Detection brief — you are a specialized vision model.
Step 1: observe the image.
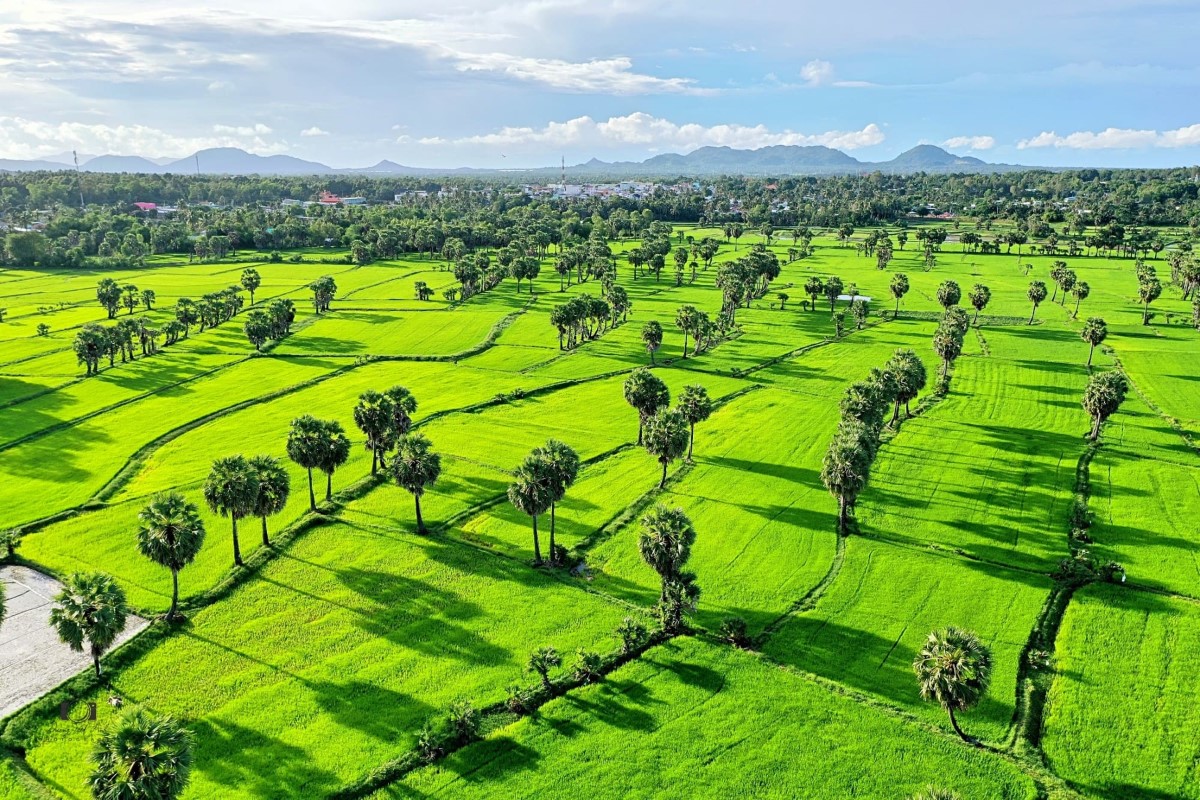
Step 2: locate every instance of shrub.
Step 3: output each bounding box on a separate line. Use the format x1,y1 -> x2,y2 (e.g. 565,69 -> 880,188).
615,617 -> 648,655
572,649 -> 603,684
416,719 -> 444,762
505,684 -> 531,714
718,617 -> 751,648
448,700 -> 481,740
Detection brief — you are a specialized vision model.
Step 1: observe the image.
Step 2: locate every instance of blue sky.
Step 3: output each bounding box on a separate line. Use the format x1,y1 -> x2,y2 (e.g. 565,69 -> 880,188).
1,0 -> 1198,169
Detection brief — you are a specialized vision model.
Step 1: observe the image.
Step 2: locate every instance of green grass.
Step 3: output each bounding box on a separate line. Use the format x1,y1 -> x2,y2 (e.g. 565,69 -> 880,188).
1043,583 -> 1200,799
381,637 -> 1038,800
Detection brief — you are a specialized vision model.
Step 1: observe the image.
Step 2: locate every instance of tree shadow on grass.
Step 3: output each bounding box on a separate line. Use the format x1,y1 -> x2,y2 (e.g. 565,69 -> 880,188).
188,716 -> 345,798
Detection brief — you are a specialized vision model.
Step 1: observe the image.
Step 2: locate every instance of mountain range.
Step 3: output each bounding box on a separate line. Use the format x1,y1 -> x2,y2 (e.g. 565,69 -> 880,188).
0,144 -> 1024,178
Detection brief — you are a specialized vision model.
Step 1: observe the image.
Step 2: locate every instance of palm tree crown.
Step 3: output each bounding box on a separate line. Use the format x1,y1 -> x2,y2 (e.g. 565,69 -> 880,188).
49,572 -> 129,677
89,707 -> 194,800
912,626 -> 993,741
137,493 -> 205,620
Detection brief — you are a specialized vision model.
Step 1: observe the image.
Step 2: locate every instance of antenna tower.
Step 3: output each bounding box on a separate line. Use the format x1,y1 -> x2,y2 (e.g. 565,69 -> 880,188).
72,151 -> 85,209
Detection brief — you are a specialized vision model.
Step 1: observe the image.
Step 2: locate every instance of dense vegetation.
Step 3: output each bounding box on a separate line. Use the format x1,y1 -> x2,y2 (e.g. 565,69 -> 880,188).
0,186 -> 1197,800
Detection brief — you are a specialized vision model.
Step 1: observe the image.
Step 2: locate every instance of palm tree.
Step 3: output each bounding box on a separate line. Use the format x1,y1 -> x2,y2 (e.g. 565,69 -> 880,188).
1027,280 -> 1047,324
1080,317 -> 1108,367
967,284 -> 990,325
391,433 -> 441,532
533,439 -> 580,563
643,408 -> 690,489
354,390 -> 396,475
1070,281 -> 1090,319
821,418 -> 874,532
936,280 -> 961,312
49,572 -> 128,678
1082,370 -> 1129,440
804,276 -> 823,311
508,454 -> 554,564
888,349 -> 927,422
240,267 -> 261,305
641,321 -> 663,364
675,305 -> 698,358
890,273 -> 910,317
676,384 -> 713,460
1139,276 -> 1162,324
638,505 -> 698,631
286,415 -> 325,511
90,707 -> 193,800
623,368 -> 670,445
913,626 -> 993,742
203,455 -> 260,567
317,420 -> 352,502
248,455 -> 291,546
527,646 -> 561,693
136,493 -> 205,621
384,385 -> 418,438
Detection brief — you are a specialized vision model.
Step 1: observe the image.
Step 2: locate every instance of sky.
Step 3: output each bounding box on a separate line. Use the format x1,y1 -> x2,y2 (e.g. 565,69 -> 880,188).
1,0 -> 1199,169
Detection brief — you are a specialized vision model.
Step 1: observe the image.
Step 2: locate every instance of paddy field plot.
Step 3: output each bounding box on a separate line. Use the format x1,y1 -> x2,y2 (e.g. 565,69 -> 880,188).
382,637 -> 1038,800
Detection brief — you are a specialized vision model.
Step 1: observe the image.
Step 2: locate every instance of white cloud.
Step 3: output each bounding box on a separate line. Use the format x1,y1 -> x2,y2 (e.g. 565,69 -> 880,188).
212,123 -> 272,136
801,59 -> 835,86
0,116 -> 286,159
428,112 -> 885,151
942,135 -> 996,151
300,126 -> 329,136
1017,124 -> 1200,149
449,53 -> 706,95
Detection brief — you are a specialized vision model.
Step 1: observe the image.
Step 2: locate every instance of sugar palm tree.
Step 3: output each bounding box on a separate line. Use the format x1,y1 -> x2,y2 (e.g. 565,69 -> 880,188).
641,321 -> 663,364
913,626 -> 993,742
354,390 -> 396,475
638,505 -> 695,605
889,273 -> 909,317
384,385 -> 418,438
90,707 -> 193,800
1070,281 -> 1090,319
821,418 -> 874,532
203,455 -> 260,567
533,439 -> 580,562
1139,276 -> 1162,324
286,415 -> 325,511
508,454 -> 554,564
638,505 -> 698,631
1080,317 -> 1107,368
136,493 -> 206,621
623,368 -> 670,445
643,408 -> 690,489
1027,280 -> 1047,324
317,420 -> 352,502
527,646 -> 561,694
676,384 -> 713,460
967,284 -> 990,325
248,454 -> 291,546
936,280 -> 961,312
391,433 -> 441,533
49,572 -> 129,678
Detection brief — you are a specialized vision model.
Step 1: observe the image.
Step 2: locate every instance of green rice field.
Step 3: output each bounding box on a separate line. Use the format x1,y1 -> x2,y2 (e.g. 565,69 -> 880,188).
1,227 -> 1197,800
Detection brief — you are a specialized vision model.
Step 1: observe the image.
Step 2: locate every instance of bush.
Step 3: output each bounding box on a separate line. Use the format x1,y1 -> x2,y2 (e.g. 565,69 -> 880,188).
505,684 -> 531,714
416,719 -> 444,762
269,250 -> 283,262
616,617 -> 648,655
718,617 -> 751,648
572,649 -> 603,684
448,700 -> 481,740
0,528 -> 20,560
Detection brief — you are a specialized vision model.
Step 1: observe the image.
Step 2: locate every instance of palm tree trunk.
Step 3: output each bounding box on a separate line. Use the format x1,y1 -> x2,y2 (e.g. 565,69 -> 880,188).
93,647 -> 102,678
947,708 -> 969,742
307,469 -> 316,510
232,517 -> 243,566
1029,304 -> 1037,324
892,399 -> 901,424
838,496 -> 848,533
687,423 -> 695,460
637,420 -> 644,446
681,330 -> 688,358
1087,342 -> 1095,367
326,471 -> 332,501
1090,416 -> 1101,440
532,515 -> 542,564
549,502 -> 557,563
169,570 -> 179,621
371,450 -> 377,475
1073,296 -> 1081,318
660,460 -> 668,489
261,515 -> 270,546
414,494 -> 424,532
